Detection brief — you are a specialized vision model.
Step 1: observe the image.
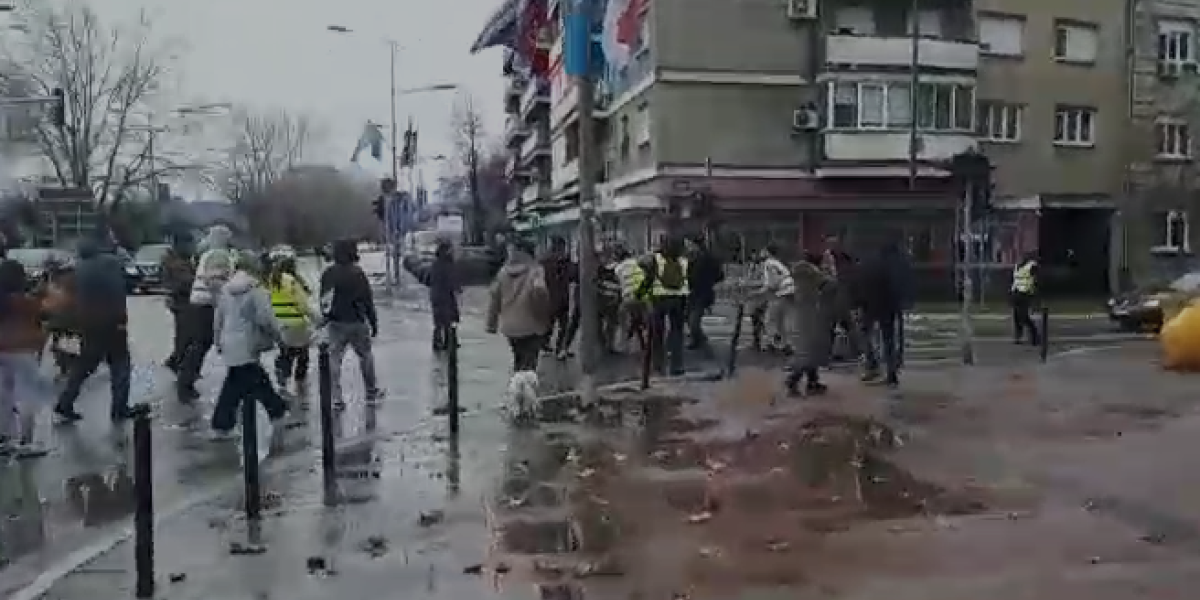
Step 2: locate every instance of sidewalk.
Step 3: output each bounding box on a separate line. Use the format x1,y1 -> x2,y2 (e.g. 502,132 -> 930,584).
480,344 -> 1200,599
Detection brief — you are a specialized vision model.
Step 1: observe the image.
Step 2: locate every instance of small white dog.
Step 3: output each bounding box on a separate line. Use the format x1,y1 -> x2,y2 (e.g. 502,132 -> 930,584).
506,370 -> 540,418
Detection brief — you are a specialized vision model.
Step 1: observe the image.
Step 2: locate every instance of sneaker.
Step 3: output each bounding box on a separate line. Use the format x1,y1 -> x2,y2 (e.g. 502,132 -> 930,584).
805,382 -> 829,396
53,405 -> 84,425
207,429 -> 238,442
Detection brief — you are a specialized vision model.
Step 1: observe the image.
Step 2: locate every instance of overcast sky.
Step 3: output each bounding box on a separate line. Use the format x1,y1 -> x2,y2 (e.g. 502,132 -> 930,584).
96,0 -> 506,173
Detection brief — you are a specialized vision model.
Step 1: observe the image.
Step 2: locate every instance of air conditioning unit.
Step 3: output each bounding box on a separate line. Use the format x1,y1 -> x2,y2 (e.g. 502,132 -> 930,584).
792,106 -> 820,132
786,0 -> 816,20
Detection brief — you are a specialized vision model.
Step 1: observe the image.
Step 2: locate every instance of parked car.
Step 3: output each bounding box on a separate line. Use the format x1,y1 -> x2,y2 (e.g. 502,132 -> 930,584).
6,248 -> 74,290
1108,269 -> 1200,332
130,243 -> 172,293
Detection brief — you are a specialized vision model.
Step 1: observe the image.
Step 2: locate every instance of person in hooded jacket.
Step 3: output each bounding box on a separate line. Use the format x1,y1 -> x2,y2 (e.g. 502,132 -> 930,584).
176,225 -> 235,401
856,236 -> 913,387
319,239 -> 381,404
419,240 -> 460,352
0,258 -> 52,456
54,237 -> 133,423
540,236 -> 577,355
161,243 -> 195,373
210,251 -> 289,439
487,237 -> 551,374
267,252 -> 319,389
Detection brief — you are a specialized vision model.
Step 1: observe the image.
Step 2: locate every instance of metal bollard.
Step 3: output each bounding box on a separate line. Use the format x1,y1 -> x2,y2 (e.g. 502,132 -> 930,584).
133,412 -> 154,599
447,325 -> 461,436
241,396 -> 261,520
725,302 -> 745,377
640,321 -> 653,390
1039,306 -> 1050,363
317,344 -> 337,507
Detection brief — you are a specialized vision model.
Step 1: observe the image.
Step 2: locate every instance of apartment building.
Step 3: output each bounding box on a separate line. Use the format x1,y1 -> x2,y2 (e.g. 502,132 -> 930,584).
1124,0 -> 1200,283
501,48 -> 554,228
487,0 -> 1139,294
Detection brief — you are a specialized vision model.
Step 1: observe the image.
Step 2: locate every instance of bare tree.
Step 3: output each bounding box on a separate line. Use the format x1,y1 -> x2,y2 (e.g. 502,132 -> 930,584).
451,97 -> 487,244
211,108 -> 312,205
3,1 -> 189,206
245,165 -> 376,247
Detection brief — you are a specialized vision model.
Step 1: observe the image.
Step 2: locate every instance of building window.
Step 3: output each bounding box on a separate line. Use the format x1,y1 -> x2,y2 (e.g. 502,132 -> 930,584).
1158,20 -> 1195,73
977,101 -> 1022,142
1164,210 -> 1190,251
978,14 -> 1024,57
1053,106 -> 1096,146
827,81 -> 969,131
1053,21 -> 1098,64
1156,120 -> 1191,158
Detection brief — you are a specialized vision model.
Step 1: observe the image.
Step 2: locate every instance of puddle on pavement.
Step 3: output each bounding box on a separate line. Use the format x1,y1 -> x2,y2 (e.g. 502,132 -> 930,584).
63,470 -> 136,527
500,517 -> 579,553
0,461 -> 47,566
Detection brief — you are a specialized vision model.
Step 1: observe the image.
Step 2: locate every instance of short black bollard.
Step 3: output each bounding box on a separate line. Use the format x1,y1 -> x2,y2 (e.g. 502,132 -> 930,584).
447,324 -> 461,436
725,302 -> 745,377
133,411 -> 154,599
241,395 -> 261,521
317,344 -> 337,507
1039,306 -> 1050,363
640,321 -> 653,390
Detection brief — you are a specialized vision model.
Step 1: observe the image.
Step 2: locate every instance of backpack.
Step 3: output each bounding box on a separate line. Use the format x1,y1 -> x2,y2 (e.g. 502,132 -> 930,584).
659,257 -> 685,291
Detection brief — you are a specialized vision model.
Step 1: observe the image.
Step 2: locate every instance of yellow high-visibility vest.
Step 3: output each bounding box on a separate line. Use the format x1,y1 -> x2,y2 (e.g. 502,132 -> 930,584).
269,274 -> 305,324
1011,261 -> 1036,294
652,254 -> 690,297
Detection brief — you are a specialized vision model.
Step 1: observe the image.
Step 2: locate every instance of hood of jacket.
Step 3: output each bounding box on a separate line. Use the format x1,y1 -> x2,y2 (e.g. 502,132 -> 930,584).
224,270 -> 258,295
198,225 -> 233,253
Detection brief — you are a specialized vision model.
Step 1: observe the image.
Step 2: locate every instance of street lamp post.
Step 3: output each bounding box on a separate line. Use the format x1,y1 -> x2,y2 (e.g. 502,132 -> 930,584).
328,24 -> 458,294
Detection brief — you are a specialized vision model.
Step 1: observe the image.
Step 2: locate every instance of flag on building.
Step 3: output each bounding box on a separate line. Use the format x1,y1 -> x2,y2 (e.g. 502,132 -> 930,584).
470,0 -> 549,76
602,0 -> 645,69
350,121 -> 385,163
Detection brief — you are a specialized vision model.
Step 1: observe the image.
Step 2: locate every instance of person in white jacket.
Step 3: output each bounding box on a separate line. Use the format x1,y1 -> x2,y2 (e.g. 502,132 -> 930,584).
176,225 -> 234,401
756,244 -> 794,352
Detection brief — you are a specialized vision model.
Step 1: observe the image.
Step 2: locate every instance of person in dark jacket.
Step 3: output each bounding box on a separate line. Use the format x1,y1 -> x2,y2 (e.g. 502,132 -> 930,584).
54,238 -> 133,424
685,234 -> 724,349
856,237 -> 913,387
161,245 -> 195,373
821,235 -> 862,361
540,236 -> 578,356
420,240 -> 461,352
319,239 -> 381,404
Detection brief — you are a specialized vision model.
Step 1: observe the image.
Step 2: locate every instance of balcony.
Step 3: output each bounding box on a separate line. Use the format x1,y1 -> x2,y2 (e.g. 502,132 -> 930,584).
521,180 -> 550,206
825,35 -> 979,72
505,154 -> 534,180
823,131 -> 976,163
520,127 -> 551,162
520,79 -> 550,121
504,116 -> 530,147
552,159 -> 579,190
505,76 -> 527,100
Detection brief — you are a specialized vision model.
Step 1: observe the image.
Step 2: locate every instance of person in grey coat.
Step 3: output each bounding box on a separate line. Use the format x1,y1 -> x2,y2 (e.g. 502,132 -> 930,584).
784,252 -> 836,396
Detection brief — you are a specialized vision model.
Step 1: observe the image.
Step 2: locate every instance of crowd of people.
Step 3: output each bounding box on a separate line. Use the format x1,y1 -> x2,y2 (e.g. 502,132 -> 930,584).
0,226 -> 384,456
469,230 -> 917,411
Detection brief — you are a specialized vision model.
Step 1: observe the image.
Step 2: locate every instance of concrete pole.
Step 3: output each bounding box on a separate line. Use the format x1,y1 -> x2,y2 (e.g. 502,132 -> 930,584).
574,0 -> 599,407
959,183 -> 976,365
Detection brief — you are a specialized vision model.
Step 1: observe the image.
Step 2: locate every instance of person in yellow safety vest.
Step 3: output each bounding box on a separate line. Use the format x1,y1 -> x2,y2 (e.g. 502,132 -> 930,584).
636,235 -> 690,375
1010,251 -> 1041,345
266,251 -> 320,389
613,245 -> 647,353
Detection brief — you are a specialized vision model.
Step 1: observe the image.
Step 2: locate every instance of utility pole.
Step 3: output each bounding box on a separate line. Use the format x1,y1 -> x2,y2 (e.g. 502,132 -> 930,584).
907,0 -> 921,190
569,0 -> 599,407
386,41 -> 401,292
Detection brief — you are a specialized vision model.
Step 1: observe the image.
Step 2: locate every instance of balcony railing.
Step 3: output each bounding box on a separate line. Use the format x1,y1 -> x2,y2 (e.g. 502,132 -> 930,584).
552,159 -> 579,190
520,128 -> 551,159
826,35 -> 979,71
822,131 -> 976,163
504,116 -> 530,146
521,181 -> 549,205
520,80 -> 550,119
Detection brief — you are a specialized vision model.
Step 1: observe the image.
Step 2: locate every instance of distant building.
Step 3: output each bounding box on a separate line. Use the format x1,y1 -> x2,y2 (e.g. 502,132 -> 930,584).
32,187 -> 98,248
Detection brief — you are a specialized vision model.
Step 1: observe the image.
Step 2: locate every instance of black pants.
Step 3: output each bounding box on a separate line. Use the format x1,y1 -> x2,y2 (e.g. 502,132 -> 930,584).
830,309 -> 860,359
687,297 -> 711,348
274,345 -> 310,382
508,334 -> 543,372
1011,291 -> 1040,344
56,324 -> 131,418
176,304 -> 215,390
211,362 -> 288,432
861,311 -> 900,384
166,305 -> 187,370
650,295 -> 687,375
546,306 -> 571,353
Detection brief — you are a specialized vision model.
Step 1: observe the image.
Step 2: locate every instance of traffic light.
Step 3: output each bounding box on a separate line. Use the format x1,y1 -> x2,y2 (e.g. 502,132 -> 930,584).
373,196 -> 385,221
50,87 -> 65,129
